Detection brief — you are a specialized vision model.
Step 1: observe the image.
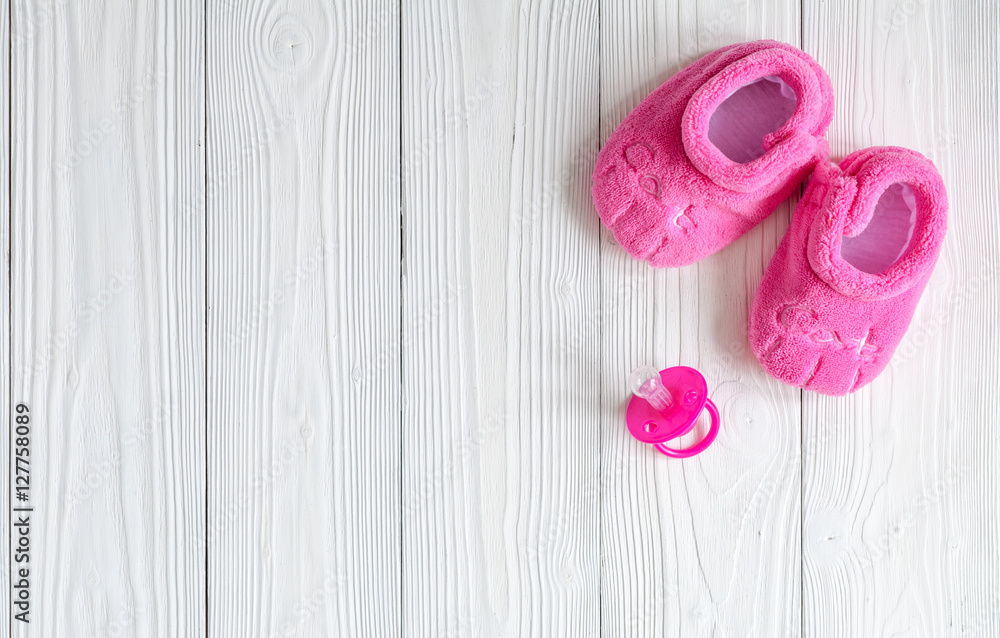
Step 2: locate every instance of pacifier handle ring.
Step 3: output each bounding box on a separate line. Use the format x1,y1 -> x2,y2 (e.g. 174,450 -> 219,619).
653,399 -> 720,459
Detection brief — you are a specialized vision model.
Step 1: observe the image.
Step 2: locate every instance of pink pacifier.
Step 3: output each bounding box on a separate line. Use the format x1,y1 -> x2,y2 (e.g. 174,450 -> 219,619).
626,365 -> 720,458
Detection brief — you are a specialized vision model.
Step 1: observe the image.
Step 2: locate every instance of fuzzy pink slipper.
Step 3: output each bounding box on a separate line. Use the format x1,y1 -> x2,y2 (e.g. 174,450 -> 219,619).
592,40 -> 835,267
748,147 -> 948,395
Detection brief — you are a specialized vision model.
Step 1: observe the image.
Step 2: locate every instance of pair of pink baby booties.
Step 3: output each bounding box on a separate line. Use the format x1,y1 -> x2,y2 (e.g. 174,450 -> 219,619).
593,40 -> 947,396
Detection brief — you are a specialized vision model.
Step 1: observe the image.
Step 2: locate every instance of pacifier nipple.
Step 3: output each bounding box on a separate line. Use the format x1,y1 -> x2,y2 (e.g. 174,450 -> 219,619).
628,365 -> 673,412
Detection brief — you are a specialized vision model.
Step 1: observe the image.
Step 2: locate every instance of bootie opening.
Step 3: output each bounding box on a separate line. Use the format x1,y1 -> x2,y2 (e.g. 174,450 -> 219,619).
707,76 -> 798,164
840,182 -> 917,274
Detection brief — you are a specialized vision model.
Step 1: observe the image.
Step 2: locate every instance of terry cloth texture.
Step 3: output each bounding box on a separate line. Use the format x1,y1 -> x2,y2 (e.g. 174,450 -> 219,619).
592,39 -> 834,267
748,146 -> 948,395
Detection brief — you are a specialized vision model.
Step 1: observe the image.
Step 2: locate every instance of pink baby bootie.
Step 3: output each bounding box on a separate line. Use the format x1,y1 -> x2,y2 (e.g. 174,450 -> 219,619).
592,40 -> 835,267
748,147 -> 948,395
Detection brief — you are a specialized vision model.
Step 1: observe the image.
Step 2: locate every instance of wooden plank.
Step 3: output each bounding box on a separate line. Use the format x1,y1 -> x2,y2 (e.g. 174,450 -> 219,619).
10,1 -> 204,635
401,0 -> 601,634
802,1 -> 1000,635
598,2 -> 805,635
0,0 -> 9,635
207,1 -> 400,635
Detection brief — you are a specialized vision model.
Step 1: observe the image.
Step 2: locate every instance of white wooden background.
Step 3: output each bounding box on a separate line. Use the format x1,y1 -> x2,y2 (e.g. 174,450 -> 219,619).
2,0 -> 998,636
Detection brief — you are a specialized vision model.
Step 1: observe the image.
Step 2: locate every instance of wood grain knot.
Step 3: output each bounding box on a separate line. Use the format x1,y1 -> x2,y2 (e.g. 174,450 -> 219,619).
267,18 -> 314,70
